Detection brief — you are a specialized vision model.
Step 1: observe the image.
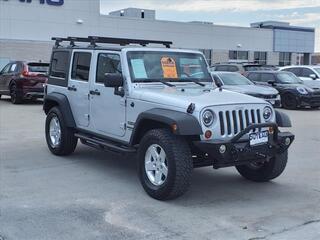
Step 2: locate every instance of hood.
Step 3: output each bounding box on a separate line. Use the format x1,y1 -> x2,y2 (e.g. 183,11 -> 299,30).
222,85 -> 278,95
275,83 -> 313,91
132,86 -> 267,110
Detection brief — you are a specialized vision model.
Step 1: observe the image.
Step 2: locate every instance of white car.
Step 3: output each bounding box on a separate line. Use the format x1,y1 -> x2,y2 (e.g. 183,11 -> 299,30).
43,36 -> 294,200
279,65 -> 320,89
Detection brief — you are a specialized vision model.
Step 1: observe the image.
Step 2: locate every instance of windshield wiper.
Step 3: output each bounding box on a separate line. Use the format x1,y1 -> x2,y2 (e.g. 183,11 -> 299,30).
182,79 -> 206,87
138,79 -> 175,87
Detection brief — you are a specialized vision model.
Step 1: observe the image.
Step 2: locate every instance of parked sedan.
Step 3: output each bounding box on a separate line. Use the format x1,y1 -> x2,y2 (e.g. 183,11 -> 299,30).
211,72 -> 281,107
279,65 -> 320,89
0,61 -> 49,104
246,71 -> 320,109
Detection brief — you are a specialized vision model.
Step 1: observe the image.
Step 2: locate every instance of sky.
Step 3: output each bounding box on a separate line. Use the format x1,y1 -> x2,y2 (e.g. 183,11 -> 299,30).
100,0 -> 320,28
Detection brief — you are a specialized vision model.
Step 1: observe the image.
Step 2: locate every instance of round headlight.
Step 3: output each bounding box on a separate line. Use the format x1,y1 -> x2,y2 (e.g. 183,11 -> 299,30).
296,87 -> 308,95
202,110 -> 214,127
263,106 -> 273,121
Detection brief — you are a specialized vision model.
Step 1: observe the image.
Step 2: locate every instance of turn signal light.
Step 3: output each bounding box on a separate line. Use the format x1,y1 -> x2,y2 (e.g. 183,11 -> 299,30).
205,130 -> 212,139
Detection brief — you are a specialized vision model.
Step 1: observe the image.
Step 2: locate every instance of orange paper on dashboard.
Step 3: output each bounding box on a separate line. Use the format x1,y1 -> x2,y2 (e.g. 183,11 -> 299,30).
161,57 -> 178,78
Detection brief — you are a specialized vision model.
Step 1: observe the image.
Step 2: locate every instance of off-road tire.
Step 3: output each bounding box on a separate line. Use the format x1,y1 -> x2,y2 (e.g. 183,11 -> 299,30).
10,83 -> 23,104
45,107 -> 77,156
138,129 -> 193,200
236,150 -> 288,182
282,93 -> 298,110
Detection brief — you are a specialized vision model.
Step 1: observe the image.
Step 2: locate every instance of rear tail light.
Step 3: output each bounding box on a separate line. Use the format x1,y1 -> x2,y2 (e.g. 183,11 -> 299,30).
22,70 -> 38,77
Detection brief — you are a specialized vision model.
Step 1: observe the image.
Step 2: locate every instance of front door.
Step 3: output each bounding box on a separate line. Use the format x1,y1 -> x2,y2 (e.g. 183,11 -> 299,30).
0,63 -> 12,94
89,51 -> 126,137
68,51 -> 92,127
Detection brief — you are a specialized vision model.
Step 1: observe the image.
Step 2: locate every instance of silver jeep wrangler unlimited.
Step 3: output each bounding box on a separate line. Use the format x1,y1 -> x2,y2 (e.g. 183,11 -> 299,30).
44,36 -> 294,200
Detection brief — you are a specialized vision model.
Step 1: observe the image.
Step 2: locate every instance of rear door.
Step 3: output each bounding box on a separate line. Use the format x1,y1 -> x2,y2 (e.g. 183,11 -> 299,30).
67,51 -> 92,128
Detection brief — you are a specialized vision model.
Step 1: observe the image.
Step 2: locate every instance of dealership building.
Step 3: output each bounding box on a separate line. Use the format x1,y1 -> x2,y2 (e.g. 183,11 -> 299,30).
0,0 -> 317,69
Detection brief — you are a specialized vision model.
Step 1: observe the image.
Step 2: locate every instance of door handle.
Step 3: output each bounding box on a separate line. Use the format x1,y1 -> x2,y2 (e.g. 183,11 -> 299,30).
89,90 -> 100,96
68,86 -> 77,91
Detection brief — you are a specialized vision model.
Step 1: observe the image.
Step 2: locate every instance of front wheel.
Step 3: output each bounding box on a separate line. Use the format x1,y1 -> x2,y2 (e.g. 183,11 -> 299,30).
236,150 -> 288,182
282,93 -> 298,110
138,129 -> 193,200
45,107 -> 78,156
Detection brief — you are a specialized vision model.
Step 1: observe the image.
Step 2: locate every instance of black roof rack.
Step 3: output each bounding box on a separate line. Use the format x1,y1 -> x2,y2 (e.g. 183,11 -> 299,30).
52,36 -> 172,48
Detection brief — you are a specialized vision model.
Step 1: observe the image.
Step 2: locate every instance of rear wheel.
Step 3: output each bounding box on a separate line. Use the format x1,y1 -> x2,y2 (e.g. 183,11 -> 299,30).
45,107 -> 78,156
236,150 -> 288,182
282,93 -> 298,110
10,83 -> 23,104
138,129 -> 193,200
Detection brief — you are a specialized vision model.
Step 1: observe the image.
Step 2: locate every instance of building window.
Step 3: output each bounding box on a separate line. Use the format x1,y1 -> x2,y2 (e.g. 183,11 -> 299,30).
279,52 -> 291,66
199,49 -> 212,66
254,52 -> 267,65
229,51 -> 248,60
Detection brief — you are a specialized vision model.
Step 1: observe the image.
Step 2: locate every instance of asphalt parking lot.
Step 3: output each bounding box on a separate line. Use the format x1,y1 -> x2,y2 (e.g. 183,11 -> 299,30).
0,97 -> 319,240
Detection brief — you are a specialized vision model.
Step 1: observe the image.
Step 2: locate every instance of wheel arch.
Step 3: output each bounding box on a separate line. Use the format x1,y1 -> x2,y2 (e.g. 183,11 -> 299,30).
129,108 -> 202,145
43,92 -> 76,128
275,110 -> 292,127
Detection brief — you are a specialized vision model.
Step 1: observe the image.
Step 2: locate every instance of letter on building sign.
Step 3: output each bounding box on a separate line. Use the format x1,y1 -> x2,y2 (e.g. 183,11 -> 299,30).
18,0 -> 64,6
46,0 -> 64,6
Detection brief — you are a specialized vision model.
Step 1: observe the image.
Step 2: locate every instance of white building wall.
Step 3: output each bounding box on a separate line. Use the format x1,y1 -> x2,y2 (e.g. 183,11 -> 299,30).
0,0 -> 273,52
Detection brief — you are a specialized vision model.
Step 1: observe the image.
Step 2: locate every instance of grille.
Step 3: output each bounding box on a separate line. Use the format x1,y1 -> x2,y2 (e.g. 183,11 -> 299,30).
218,108 -> 262,136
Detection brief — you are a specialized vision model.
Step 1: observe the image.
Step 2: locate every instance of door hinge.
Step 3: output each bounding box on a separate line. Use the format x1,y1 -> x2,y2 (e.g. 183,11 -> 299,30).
120,122 -> 126,130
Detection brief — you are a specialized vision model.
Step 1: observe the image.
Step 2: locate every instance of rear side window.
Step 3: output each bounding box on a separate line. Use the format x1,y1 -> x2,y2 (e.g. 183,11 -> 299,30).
301,68 -> 314,77
247,73 -> 260,82
284,67 -> 301,76
50,51 -> 69,79
9,63 -> 18,73
71,52 -> 92,81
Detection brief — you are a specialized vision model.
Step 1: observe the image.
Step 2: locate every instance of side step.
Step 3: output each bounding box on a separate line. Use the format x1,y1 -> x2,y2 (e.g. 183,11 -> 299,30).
75,133 -> 136,153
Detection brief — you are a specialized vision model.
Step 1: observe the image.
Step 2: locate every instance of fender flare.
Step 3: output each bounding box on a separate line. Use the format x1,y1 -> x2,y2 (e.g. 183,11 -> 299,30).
43,92 -> 76,128
275,110 -> 292,127
130,108 -> 203,145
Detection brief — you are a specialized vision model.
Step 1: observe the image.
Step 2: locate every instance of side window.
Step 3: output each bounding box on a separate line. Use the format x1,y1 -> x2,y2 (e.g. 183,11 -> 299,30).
1,64 -> 11,74
301,68 -> 314,78
247,73 -> 260,82
215,65 -> 229,71
285,67 -> 301,76
50,51 -> 70,79
96,53 -> 121,83
261,73 -> 275,82
228,66 -> 239,72
9,63 -> 17,73
71,52 -> 92,81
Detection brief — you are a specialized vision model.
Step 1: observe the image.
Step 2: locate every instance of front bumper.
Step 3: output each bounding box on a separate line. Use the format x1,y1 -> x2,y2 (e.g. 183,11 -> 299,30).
299,95 -> 320,107
193,123 -> 294,168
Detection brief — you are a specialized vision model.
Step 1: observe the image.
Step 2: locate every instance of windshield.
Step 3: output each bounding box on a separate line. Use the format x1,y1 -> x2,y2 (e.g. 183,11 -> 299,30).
218,73 -> 253,85
127,51 -> 212,83
314,68 -> 320,75
277,72 -> 303,84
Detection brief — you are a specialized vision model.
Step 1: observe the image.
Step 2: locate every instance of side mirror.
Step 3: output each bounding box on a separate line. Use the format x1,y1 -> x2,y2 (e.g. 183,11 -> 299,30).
268,80 -> 276,86
309,74 -> 317,80
104,73 -> 123,88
